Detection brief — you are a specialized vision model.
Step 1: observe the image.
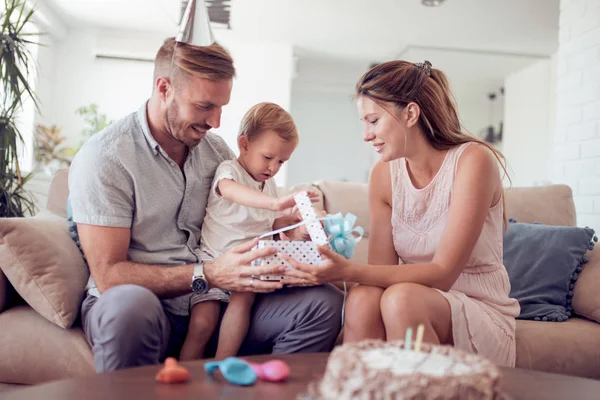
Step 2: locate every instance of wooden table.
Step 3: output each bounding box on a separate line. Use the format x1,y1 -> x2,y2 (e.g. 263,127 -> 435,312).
3,353 -> 600,400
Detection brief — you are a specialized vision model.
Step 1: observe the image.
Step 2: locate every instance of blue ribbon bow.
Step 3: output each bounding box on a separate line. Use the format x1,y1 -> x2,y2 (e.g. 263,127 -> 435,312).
322,212 -> 364,259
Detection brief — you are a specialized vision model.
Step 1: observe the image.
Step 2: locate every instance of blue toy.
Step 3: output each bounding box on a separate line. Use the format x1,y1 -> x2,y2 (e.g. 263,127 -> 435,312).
204,357 -> 257,386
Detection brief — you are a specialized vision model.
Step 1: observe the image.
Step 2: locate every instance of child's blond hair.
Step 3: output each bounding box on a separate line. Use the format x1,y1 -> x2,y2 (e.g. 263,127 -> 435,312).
238,102 -> 298,142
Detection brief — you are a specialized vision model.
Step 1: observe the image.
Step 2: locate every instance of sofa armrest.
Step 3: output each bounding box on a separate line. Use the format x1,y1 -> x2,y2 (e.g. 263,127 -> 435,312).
573,246 -> 600,323
46,168 -> 69,218
504,185 -> 576,226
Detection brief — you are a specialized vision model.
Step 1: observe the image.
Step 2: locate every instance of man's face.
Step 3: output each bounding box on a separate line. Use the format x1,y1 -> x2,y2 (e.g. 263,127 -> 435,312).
164,74 -> 233,147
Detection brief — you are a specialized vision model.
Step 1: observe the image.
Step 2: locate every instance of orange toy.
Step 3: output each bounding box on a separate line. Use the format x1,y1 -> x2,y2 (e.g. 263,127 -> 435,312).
155,357 -> 191,384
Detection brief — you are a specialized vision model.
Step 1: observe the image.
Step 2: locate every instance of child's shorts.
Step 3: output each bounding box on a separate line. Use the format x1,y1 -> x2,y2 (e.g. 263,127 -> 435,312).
190,288 -> 230,310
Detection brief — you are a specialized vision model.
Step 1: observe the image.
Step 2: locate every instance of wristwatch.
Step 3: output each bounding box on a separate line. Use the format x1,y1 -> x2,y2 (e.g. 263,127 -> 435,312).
191,261 -> 209,294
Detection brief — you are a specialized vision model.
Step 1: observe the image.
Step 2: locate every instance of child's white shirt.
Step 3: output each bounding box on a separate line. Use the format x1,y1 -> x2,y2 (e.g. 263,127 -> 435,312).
200,159 -> 278,258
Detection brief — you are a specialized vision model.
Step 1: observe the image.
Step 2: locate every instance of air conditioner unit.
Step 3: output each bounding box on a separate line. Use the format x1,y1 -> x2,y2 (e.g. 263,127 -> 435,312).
180,0 -> 232,29
93,34 -> 166,62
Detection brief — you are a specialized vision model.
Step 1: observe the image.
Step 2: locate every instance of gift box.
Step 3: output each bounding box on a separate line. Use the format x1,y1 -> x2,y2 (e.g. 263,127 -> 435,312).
251,192 -> 326,280
251,191 -> 364,281
292,191 -> 329,246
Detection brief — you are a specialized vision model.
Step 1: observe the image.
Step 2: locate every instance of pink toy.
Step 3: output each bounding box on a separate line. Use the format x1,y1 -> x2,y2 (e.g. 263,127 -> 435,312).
248,360 -> 290,382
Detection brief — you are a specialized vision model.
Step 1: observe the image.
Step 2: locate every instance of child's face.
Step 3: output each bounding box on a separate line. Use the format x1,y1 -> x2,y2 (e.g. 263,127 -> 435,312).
239,130 -> 297,182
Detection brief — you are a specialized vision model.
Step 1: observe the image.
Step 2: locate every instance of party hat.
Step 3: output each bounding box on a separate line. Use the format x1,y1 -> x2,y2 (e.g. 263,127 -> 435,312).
176,0 -> 215,47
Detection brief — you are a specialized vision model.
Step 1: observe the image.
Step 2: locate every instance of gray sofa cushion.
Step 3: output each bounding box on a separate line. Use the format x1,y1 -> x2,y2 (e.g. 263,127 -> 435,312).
504,219 -> 596,322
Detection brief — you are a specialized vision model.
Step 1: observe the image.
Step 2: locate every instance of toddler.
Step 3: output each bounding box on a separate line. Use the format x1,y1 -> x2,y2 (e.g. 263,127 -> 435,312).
179,102 -> 315,360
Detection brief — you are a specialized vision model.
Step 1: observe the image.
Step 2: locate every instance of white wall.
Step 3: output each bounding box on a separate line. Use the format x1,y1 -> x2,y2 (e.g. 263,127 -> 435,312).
288,57 -> 374,186
32,29 -> 157,154
503,57 -> 557,187
550,0 -> 600,228
35,34 -> 58,128
287,57 -> 508,186
214,31 -> 294,186
42,30 -> 156,151
33,28 -> 295,186
452,82 -> 505,149
289,89 -> 373,185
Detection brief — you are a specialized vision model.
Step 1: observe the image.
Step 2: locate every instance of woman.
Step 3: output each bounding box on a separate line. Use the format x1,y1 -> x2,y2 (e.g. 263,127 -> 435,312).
282,60 -> 520,367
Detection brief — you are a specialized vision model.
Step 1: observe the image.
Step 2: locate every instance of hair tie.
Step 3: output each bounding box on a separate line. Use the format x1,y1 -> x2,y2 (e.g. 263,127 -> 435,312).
414,60 -> 432,76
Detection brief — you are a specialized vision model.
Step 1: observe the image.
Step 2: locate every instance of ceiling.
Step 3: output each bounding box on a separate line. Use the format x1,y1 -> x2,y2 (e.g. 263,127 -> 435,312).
40,0 -> 182,33
43,0 -> 559,62
399,46 -> 547,84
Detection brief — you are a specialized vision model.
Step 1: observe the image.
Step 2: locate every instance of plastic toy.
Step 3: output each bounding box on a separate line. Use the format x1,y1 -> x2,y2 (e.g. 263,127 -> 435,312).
248,359 -> 290,382
155,357 -> 191,383
204,357 -> 257,386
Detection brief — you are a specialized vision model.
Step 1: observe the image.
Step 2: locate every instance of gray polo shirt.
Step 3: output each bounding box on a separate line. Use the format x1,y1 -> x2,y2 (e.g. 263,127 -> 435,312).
69,102 -> 234,315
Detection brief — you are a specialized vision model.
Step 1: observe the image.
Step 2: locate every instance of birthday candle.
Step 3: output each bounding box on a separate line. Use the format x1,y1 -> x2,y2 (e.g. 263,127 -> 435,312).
404,327 -> 413,351
415,324 -> 425,352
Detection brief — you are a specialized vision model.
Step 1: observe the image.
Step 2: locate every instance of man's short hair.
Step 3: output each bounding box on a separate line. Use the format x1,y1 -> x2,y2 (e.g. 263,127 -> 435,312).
153,37 -> 236,84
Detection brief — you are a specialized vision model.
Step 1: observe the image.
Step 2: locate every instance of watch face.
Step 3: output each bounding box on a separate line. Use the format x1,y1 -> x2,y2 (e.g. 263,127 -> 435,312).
192,278 -> 208,293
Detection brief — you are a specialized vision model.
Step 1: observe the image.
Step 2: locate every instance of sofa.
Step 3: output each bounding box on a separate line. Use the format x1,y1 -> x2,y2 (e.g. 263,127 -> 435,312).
2,169 -> 600,390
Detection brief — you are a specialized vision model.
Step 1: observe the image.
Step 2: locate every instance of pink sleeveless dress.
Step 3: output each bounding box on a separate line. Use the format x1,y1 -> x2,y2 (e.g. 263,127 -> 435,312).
390,142 -> 520,367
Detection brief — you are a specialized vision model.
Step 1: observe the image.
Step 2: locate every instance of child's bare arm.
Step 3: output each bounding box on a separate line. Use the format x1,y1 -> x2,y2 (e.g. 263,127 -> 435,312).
218,179 -> 284,211
218,179 -> 319,213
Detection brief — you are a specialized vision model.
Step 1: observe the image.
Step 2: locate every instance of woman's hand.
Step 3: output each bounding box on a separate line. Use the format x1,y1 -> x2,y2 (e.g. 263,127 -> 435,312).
280,245 -> 350,287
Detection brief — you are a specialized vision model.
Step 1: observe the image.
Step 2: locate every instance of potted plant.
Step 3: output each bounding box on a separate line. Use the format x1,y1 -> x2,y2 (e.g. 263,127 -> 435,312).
32,104 -> 113,173
0,0 -> 39,217
34,123 -> 73,175
74,104 -> 112,149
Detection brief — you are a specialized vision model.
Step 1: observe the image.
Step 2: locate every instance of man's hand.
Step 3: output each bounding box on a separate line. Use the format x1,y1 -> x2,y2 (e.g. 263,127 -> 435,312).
281,245 -> 350,287
203,238 -> 287,293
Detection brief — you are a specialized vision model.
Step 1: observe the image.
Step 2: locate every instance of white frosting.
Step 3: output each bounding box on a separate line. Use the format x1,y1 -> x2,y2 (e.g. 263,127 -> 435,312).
359,348 -> 474,377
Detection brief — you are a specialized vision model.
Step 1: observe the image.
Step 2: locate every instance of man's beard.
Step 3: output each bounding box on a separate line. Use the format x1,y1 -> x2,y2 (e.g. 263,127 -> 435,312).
165,100 -> 209,148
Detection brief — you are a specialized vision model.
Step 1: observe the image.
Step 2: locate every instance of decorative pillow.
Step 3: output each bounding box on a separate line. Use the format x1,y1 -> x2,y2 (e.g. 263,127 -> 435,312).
503,219 -> 596,322
0,211 -> 89,328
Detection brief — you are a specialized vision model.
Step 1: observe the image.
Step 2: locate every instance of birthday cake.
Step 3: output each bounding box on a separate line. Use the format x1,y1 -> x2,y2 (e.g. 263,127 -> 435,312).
310,340 -> 502,400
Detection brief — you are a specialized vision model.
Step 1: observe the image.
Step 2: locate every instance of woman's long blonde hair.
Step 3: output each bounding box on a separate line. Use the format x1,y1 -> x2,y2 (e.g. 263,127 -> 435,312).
356,60 -> 511,226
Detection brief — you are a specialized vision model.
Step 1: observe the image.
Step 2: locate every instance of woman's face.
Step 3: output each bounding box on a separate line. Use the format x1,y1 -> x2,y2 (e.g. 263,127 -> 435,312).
357,96 -> 408,162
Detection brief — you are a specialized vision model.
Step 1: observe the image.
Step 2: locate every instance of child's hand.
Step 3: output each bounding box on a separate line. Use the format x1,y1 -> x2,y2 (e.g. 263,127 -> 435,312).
272,190 -> 320,213
306,190 -> 320,203
272,194 -> 297,212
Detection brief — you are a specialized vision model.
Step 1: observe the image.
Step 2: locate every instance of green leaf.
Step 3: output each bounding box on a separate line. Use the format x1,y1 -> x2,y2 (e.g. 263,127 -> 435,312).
0,0 -> 39,217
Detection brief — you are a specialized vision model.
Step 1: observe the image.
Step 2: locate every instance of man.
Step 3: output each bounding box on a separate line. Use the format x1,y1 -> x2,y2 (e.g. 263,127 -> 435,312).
68,37 -> 343,372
